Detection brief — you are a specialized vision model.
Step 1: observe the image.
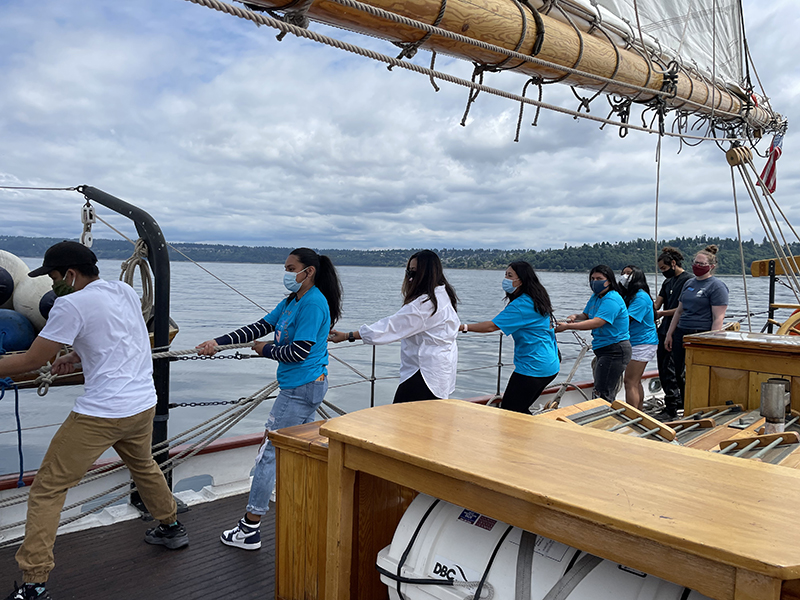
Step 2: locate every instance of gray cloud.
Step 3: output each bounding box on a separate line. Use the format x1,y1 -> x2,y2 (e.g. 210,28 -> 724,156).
1,0 -> 798,252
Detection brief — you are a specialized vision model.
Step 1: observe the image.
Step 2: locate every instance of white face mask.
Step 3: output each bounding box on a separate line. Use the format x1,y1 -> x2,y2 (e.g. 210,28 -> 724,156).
283,267 -> 309,293
619,273 -> 630,287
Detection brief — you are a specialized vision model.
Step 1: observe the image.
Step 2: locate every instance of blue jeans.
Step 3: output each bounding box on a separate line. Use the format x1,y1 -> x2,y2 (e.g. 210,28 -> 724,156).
246,376 -> 328,515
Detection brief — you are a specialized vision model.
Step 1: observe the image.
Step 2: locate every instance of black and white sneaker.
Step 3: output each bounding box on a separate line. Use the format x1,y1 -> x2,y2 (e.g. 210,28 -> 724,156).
220,518 -> 262,550
144,521 -> 189,549
4,582 -> 51,600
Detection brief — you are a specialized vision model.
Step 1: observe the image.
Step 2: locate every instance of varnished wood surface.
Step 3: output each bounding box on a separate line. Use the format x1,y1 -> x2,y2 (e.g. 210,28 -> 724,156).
320,399 -> 800,584
751,256 -> 800,278
686,331 -> 800,352
685,331 -> 800,415
242,0 -> 758,123
272,421 -> 415,600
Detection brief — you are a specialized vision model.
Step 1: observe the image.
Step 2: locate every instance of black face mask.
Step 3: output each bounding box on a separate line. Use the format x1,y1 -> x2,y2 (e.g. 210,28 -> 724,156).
661,267 -> 676,278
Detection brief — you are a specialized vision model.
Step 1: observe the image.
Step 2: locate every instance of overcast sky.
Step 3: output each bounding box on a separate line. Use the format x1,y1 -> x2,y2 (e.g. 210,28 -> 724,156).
1,0 -> 797,251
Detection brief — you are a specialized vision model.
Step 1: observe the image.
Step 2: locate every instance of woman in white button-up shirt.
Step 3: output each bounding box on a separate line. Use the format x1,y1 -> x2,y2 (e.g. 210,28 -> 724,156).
331,250 -> 459,402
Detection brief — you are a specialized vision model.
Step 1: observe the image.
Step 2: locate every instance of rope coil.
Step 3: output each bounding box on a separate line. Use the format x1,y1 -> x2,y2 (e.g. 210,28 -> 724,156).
119,238 -> 155,323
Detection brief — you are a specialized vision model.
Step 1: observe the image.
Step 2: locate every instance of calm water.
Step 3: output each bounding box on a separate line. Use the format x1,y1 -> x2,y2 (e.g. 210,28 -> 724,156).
0,259 -> 790,473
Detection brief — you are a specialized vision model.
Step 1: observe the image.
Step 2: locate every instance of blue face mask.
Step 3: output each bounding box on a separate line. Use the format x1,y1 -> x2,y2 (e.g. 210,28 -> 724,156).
590,279 -> 607,295
283,268 -> 308,293
502,278 -> 516,294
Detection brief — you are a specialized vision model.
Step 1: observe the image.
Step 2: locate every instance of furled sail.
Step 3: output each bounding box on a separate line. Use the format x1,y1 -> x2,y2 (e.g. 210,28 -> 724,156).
589,0 -> 743,89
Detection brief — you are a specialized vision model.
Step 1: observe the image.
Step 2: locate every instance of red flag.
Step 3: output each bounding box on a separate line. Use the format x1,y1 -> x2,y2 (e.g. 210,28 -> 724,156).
757,132 -> 784,193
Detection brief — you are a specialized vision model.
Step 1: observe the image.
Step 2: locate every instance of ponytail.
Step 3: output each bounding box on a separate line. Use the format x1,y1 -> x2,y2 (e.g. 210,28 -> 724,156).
315,255 -> 343,325
289,248 -> 343,326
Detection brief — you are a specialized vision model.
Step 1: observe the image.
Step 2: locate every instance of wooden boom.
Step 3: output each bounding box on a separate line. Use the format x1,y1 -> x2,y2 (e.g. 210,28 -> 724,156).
246,0 -> 777,129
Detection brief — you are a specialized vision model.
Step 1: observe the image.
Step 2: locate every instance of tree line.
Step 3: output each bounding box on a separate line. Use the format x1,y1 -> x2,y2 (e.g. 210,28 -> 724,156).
1,235 -> 795,275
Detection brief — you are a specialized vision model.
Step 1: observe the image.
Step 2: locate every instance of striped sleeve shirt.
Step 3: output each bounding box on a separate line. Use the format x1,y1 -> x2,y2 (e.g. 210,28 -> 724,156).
214,319 -> 275,346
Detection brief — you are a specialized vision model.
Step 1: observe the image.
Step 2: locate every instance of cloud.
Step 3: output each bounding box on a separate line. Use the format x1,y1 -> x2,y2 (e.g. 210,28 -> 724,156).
1,0 -> 798,252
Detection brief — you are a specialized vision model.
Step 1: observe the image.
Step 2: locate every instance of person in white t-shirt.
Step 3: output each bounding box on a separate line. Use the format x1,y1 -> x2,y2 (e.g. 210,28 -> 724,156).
0,241 -> 187,600
330,250 -> 459,402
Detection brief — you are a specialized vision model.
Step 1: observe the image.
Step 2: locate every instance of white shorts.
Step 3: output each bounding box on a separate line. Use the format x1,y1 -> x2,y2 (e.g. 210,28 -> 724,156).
630,343 -> 657,363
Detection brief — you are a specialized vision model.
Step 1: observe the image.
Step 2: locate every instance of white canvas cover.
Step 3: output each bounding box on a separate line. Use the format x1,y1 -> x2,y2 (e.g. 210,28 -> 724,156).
592,0 -> 744,86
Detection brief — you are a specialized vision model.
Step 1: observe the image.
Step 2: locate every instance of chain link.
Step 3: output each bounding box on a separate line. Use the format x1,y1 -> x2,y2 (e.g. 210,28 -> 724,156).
175,352 -> 255,361
169,396 -> 260,408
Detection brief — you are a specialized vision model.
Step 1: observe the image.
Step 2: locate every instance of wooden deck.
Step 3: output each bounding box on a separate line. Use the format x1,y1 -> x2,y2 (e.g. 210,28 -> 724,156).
0,494 -> 275,600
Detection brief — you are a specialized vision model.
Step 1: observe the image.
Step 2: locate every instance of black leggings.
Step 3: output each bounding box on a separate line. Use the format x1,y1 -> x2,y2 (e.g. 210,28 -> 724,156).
670,327 -> 705,409
393,370 -> 440,404
592,341 -> 632,401
500,371 -> 558,413
656,329 -> 681,411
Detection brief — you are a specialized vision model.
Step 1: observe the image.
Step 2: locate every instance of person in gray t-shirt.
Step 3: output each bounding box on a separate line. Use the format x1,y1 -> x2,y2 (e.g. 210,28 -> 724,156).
664,245 -> 729,417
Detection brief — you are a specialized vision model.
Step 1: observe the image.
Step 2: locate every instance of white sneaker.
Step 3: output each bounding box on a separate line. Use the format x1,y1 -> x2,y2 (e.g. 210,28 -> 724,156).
220,518 -> 261,550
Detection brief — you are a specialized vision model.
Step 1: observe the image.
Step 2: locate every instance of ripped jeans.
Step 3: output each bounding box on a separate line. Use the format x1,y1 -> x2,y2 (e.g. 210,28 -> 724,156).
246,376 -> 328,515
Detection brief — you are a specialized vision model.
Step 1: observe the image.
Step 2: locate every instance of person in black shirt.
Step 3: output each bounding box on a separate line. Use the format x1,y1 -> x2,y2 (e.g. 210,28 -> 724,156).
653,247 -> 691,419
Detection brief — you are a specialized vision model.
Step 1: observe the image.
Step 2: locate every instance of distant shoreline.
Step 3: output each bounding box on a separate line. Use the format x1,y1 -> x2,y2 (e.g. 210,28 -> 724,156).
2,235 -> 793,275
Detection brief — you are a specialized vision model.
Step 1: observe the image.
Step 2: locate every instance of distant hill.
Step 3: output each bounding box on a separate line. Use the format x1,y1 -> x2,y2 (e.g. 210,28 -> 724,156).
1,235 -> 793,275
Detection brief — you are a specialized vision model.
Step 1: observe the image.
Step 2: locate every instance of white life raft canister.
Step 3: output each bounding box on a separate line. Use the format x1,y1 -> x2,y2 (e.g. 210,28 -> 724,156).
377,494 -> 711,600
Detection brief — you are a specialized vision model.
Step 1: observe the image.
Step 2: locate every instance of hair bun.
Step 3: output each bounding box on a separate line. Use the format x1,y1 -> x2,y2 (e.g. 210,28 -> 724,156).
704,244 -> 719,255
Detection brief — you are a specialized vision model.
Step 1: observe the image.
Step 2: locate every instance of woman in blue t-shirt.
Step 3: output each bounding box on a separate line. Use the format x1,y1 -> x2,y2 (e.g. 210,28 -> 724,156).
556,264 -> 631,401
665,245 -> 728,413
196,248 -> 342,551
620,266 -> 658,410
460,261 -> 559,413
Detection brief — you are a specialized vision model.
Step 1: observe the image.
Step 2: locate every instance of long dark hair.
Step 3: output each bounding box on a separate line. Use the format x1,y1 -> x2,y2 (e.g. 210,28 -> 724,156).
621,265 -> 652,306
589,264 -> 621,297
506,261 -> 553,317
402,250 -> 458,314
289,248 -> 343,326
657,246 -> 684,268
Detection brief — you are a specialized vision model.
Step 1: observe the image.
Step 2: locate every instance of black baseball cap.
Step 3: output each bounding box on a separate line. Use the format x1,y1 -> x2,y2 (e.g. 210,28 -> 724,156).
28,241 -> 98,278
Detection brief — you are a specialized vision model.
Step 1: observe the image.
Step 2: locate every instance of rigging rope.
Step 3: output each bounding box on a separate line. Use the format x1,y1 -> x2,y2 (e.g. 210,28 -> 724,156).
729,160 -> 752,332
0,380 -> 280,542
653,133 -> 662,293
184,0 -> 751,142
739,164 -> 800,297
726,147 -> 800,306
119,238 -> 155,323
166,242 -> 269,313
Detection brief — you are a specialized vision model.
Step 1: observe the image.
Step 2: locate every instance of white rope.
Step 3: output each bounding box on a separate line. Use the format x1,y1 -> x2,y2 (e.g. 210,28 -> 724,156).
742,163 -> 800,294
95,203 -> 268,314
150,341 -> 258,360
325,0 -> 748,120
653,133 -> 662,293
0,380 -> 280,537
745,158 -> 800,248
94,212 -> 137,245
183,0 -> 752,141
167,242 -> 269,313
735,164 -> 800,303
730,164 -> 752,332
119,238 -> 154,323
